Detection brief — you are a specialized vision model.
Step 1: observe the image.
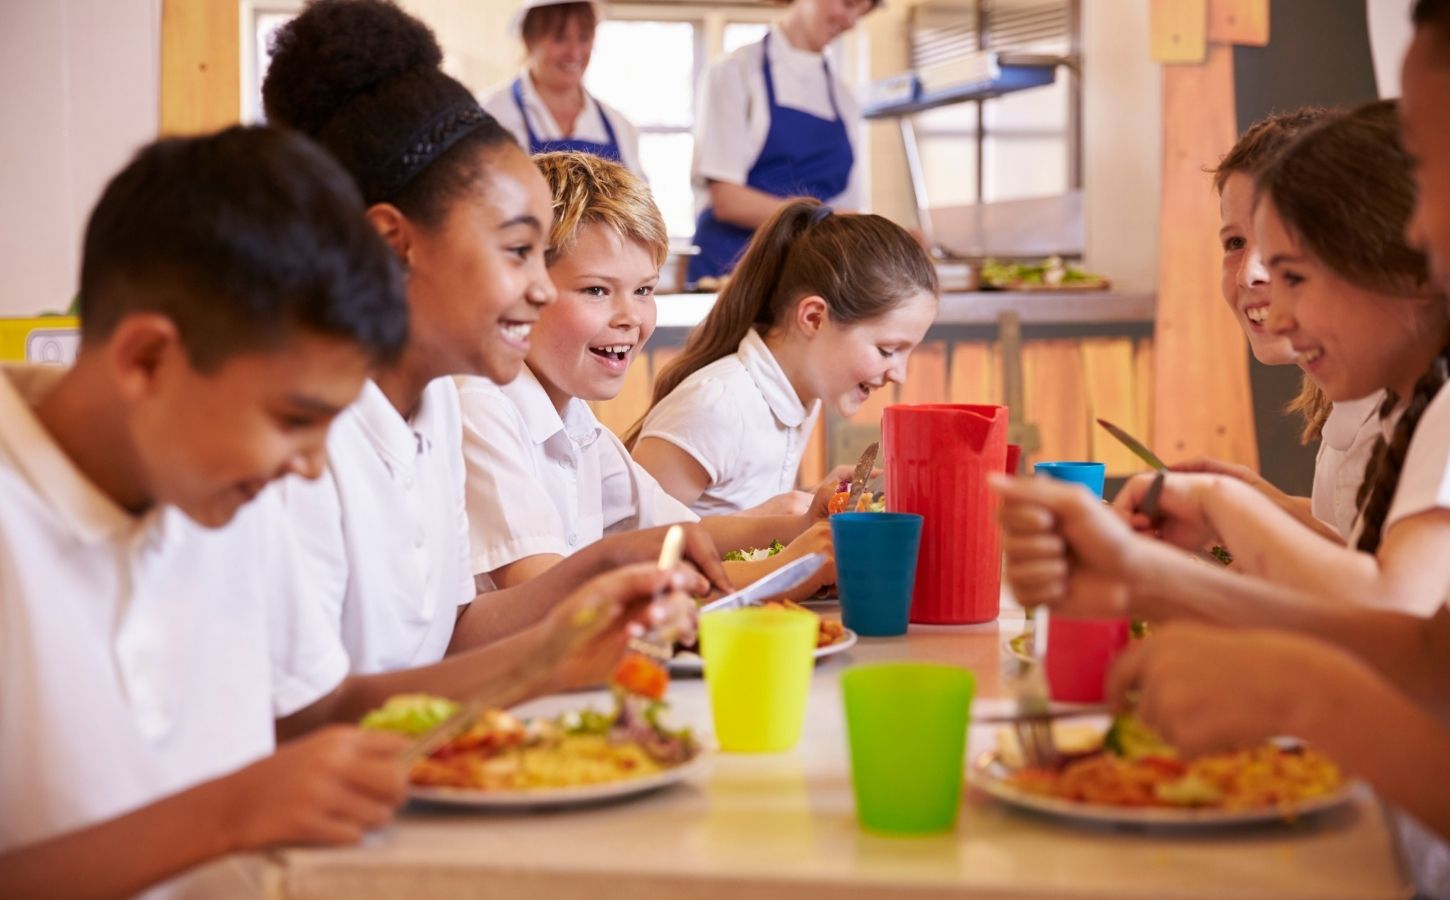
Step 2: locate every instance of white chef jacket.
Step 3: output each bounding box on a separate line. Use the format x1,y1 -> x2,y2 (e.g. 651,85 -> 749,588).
0,365 -> 347,899
281,377 -> 475,673
457,367 -> 697,589
636,328 -> 821,517
480,72 -> 644,179
692,25 -> 865,217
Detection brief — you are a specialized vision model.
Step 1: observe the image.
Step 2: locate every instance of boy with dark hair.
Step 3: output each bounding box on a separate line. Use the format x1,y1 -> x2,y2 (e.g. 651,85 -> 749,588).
0,125 -> 688,899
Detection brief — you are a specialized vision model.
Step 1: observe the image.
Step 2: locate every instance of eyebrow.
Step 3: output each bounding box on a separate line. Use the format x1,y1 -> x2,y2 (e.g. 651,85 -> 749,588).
1217,225 -> 1241,238
501,214 -> 543,232
1265,253 -> 1305,267
284,394 -> 347,417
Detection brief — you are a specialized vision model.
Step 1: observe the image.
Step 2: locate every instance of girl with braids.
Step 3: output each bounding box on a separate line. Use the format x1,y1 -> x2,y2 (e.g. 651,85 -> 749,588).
628,198 -> 939,516
1175,107 -> 1382,545
258,0 -> 719,721
1102,99 -> 1450,616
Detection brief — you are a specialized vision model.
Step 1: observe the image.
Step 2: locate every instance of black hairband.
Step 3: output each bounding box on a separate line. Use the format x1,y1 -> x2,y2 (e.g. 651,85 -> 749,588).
374,100 -> 490,200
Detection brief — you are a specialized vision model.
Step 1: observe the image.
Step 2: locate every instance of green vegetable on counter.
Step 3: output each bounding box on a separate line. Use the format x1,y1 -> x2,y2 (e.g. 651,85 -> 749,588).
723,539 -> 785,562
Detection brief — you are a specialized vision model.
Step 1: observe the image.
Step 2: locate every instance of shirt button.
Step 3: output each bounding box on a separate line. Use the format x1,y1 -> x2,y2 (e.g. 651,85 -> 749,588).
567,533 -> 578,547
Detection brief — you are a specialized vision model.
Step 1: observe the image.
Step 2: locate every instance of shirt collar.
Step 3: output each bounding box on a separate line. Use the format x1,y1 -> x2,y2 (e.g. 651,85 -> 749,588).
504,366 -> 604,449
738,329 -> 813,428
0,365 -> 139,545
516,71 -> 600,135
1323,393 -> 1384,451
769,24 -> 826,63
349,379 -> 426,472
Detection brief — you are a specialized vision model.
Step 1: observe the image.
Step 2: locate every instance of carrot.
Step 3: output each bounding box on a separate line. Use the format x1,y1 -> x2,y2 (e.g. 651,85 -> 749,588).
612,652 -> 669,700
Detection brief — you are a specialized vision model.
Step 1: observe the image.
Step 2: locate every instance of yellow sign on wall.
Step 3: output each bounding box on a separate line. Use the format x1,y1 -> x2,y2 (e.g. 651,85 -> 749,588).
0,317 -> 81,365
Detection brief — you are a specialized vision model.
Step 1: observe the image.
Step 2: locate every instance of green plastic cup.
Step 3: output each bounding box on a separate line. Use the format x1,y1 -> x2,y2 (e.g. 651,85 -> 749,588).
699,607 -> 818,753
841,662 -> 976,834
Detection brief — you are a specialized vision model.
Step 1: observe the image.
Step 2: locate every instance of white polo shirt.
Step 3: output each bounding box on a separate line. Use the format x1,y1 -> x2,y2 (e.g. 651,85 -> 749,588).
1385,386 -> 1450,536
457,367 -> 697,588
0,365 -> 346,894
637,329 -> 821,517
692,25 -> 864,217
281,377 -> 474,673
1312,392 -> 1384,540
480,73 -> 644,179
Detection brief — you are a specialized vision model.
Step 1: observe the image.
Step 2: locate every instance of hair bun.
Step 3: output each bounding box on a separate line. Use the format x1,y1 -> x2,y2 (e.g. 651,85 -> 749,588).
263,0 -> 444,134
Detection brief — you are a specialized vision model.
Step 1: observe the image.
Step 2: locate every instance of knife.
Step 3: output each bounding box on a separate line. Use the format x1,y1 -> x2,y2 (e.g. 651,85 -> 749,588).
975,703 -> 1113,725
1095,419 -> 1166,471
699,551 -> 829,615
843,441 -> 879,513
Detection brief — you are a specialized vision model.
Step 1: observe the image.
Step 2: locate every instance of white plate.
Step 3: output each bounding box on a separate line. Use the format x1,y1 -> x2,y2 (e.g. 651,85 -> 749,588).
968,751 -> 1357,828
408,749 -> 709,810
669,628 -> 858,676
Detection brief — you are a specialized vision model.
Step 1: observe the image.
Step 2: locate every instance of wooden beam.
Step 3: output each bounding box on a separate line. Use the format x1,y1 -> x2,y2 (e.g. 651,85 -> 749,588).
1153,44 -> 1259,468
1150,0 -> 1209,64
1207,0 -> 1269,46
160,0 -> 240,136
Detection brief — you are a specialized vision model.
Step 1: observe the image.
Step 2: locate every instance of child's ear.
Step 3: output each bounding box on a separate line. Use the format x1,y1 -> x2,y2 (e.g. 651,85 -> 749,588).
795,295 -> 829,338
366,203 -> 415,268
108,314 -> 182,402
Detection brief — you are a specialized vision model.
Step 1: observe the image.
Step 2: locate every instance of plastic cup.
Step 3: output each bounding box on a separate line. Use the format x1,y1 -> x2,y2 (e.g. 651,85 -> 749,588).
1044,616 -> 1132,703
699,607 -> 818,753
842,663 -> 976,834
1033,461 -> 1106,496
830,512 -> 924,637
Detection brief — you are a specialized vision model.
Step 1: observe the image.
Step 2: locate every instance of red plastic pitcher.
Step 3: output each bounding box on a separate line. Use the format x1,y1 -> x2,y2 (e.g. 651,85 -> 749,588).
883,403 -> 1009,624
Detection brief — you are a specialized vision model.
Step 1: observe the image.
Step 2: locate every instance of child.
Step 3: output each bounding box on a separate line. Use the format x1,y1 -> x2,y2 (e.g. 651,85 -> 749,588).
1107,101 -> 1450,616
0,124 -> 693,900
628,199 -> 939,515
459,151 -> 835,597
262,0 -> 724,676
1178,108 -> 1383,544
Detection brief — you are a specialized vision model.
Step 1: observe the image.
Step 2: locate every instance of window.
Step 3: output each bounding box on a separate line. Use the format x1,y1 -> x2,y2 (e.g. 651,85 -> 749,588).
241,2 -> 304,125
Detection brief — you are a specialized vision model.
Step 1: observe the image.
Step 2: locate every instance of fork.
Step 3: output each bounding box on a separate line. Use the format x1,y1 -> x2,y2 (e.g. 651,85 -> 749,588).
626,524 -> 687,664
1010,614 -> 1061,770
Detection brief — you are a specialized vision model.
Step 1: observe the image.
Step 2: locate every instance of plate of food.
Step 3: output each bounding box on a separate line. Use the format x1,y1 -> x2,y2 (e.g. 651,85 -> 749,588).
970,714 -> 1354,828
979,256 -> 1110,292
670,601 -> 857,676
362,692 -> 705,810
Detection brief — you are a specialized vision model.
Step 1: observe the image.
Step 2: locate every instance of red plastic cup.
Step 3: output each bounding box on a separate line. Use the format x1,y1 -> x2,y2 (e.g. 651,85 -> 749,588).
1044,617 -> 1132,703
883,403 -> 1009,624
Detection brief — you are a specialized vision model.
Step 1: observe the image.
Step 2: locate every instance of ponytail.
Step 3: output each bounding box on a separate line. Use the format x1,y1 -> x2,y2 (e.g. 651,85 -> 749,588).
1354,348 -> 1450,553
1286,372 -> 1333,445
624,198 -> 937,447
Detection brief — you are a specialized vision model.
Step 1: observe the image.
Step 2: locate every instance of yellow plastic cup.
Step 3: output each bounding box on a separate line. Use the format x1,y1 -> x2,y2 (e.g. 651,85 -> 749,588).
699,606 -> 818,752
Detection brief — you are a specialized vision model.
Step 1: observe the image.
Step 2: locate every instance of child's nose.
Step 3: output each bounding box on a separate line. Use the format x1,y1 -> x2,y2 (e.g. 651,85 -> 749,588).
1239,247 -> 1270,290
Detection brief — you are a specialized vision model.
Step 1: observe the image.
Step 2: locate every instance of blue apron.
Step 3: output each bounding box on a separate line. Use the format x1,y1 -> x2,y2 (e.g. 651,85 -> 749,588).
510,78 -> 623,162
689,33 -> 856,284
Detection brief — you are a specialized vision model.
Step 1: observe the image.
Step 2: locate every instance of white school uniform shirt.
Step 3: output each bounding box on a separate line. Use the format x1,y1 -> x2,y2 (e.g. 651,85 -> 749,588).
692,25 -> 865,217
281,378 -> 474,673
1384,385 -> 1450,544
0,365 -> 347,898
480,73 -> 644,179
1311,391 -> 1384,540
637,328 -> 821,517
457,368 -> 697,588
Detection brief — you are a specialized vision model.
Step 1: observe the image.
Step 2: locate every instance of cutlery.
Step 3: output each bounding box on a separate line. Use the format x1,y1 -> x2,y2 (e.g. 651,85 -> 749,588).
698,552 -> 829,615
626,524 -> 687,663
843,441 -> 879,512
975,703 -> 1112,725
1095,418 -> 1166,471
1009,613 -> 1060,770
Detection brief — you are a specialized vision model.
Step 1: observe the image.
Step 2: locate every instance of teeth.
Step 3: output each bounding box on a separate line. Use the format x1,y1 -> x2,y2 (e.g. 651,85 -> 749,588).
500,322 -> 532,342
1300,348 -> 1323,364
1245,307 -> 1269,325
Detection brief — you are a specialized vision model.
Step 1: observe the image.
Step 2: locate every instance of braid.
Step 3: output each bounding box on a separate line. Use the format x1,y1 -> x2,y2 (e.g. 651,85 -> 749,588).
1355,348 -> 1450,553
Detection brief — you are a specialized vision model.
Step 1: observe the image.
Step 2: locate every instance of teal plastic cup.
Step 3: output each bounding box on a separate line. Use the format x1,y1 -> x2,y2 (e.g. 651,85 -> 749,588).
830,512 -> 923,637
1033,461 -> 1106,498
841,663 -> 976,834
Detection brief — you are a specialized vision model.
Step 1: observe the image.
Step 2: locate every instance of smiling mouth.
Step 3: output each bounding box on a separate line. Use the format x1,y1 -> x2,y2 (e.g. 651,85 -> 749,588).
1244,306 -> 1269,326
1296,346 -> 1324,366
500,321 -> 533,345
589,343 -> 633,364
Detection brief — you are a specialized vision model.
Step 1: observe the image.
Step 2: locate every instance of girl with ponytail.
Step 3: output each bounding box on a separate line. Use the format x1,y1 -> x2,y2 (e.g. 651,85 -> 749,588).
629,198 -> 939,515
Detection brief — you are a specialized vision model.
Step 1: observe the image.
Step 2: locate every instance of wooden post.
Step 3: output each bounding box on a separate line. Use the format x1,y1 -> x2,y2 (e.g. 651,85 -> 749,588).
160,0 -> 240,136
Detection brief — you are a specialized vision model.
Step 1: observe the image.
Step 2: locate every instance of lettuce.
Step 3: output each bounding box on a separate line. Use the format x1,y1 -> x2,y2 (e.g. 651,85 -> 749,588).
360,693 -> 458,735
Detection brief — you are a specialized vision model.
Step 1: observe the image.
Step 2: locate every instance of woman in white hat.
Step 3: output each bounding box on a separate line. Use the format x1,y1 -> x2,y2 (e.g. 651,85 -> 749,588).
689,0 -> 880,285
481,0 -> 643,178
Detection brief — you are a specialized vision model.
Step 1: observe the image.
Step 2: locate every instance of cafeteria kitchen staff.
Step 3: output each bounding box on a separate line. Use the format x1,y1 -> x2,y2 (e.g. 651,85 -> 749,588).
689,0 -> 880,285
481,0 -> 644,178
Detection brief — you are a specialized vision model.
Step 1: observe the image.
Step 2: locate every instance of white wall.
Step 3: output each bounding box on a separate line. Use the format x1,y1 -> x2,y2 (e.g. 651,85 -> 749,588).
1081,0 -> 1160,295
1367,0 -> 1416,98
0,0 -> 161,317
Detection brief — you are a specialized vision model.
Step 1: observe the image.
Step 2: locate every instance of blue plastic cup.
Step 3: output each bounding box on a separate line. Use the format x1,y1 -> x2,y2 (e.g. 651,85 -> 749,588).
1033,461 -> 1106,498
830,512 -> 924,637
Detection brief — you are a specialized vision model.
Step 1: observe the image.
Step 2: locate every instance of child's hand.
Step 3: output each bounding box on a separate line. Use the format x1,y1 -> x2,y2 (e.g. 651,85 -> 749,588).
225,725 -> 409,851
596,524 -> 730,593
540,564 -> 697,691
804,466 -> 881,523
1111,471 -> 1222,550
765,521 -> 837,600
992,474 -> 1140,617
739,490 -> 814,517
1107,622 -> 1357,757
